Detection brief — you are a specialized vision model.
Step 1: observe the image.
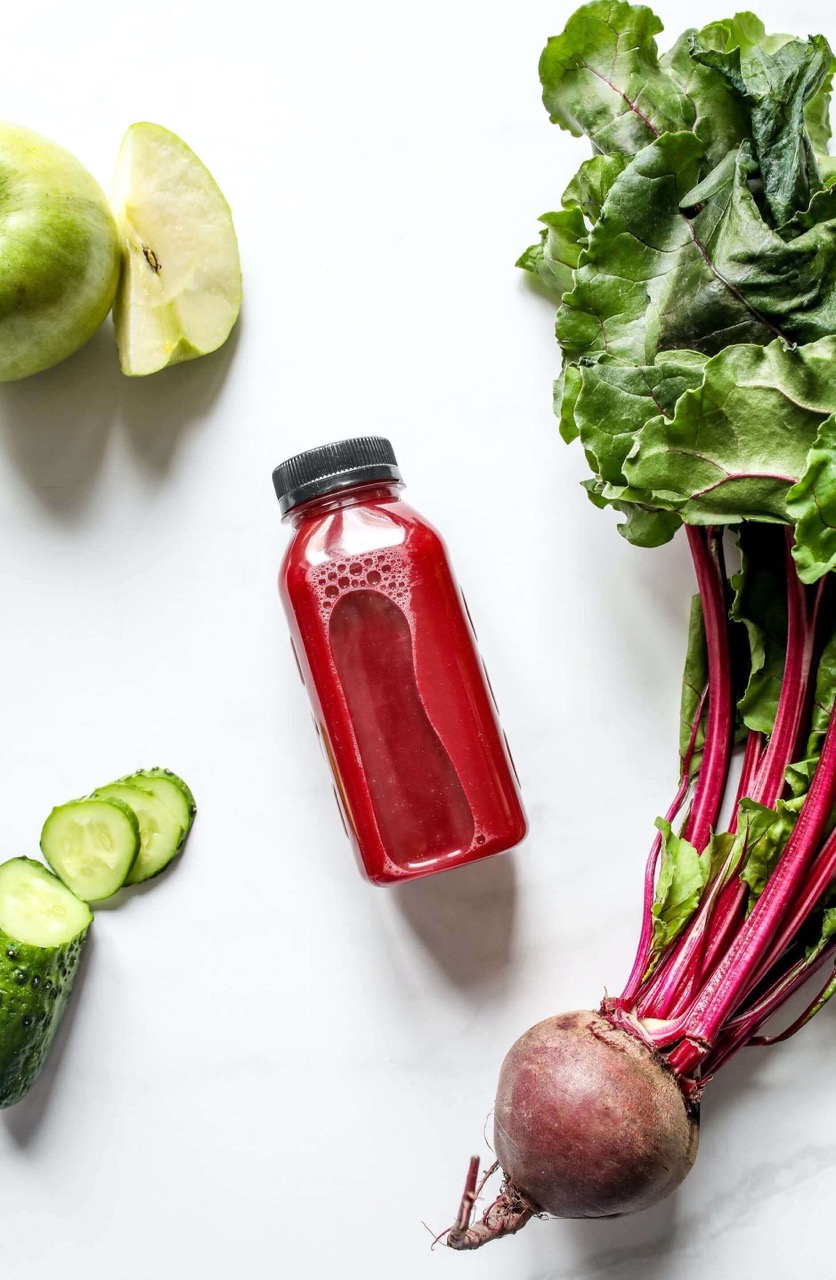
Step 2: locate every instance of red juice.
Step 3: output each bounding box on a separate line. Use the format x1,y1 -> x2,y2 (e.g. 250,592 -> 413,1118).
274,437 -> 527,884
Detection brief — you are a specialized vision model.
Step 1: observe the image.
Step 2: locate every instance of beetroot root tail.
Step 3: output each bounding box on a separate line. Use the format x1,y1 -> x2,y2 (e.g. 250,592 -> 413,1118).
444,1157 -> 536,1251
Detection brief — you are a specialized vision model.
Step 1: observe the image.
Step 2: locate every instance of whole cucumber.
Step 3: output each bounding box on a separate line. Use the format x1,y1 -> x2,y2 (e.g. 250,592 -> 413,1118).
0,858 -> 92,1108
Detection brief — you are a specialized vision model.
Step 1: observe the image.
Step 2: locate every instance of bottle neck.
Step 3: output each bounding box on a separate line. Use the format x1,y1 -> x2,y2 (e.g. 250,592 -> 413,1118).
283,480 -> 404,527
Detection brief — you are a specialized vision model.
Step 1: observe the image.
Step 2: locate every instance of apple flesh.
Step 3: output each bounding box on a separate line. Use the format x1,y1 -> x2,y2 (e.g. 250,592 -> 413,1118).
0,122 -> 121,380
111,123 -> 242,376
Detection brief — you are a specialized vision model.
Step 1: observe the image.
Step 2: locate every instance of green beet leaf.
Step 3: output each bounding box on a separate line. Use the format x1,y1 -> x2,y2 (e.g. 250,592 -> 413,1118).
570,353 -> 707,487
730,524 -> 790,734
737,796 -> 801,905
556,132 -> 704,365
673,145 -> 836,350
679,594 -> 708,777
557,135 -> 836,368
805,50 -> 836,160
796,907 -> 836,1022
822,907 -> 836,944
779,183 -> 836,240
538,0 -> 694,154
692,35 -> 832,225
622,337 -> 836,525
660,22 -> 751,171
786,757 -> 816,798
612,502 -> 681,547
516,208 -> 587,300
518,156 -> 627,303
802,627 -> 836,762
650,818 -> 711,954
785,626 -> 836,805
582,480 -> 682,547
561,349 -> 705,545
696,12 -> 780,54
554,364 -> 583,444
787,415 -> 836,583
530,4 -> 836,584
561,154 -> 628,226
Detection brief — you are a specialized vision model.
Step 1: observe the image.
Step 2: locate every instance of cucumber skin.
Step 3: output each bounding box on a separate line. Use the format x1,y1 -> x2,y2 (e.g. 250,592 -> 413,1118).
115,768 -> 197,877
0,923 -> 89,1108
133,768 -> 197,821
121,768 -> 197,857
93,782 -> 185,886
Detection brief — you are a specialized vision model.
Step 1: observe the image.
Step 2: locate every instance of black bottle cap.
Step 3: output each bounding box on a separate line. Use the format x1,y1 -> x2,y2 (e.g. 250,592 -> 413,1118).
272,437 -> 402,516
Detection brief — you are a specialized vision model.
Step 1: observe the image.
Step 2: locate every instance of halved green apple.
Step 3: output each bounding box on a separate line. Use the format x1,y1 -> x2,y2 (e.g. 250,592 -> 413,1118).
111,123 -> 242,376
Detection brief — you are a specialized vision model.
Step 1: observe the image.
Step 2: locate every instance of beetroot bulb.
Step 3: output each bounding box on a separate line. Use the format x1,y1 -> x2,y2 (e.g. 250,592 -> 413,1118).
442,0 -> 836,1255
446,1013 -> 699,1246
493,1014 -> 698,1217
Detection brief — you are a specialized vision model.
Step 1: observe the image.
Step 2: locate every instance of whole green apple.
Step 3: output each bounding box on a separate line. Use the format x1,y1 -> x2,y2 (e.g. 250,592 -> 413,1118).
0,122 -> 120,380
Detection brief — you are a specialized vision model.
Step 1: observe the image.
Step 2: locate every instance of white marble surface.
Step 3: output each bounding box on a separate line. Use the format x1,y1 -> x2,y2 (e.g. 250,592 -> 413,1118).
0,0 -> 833,1275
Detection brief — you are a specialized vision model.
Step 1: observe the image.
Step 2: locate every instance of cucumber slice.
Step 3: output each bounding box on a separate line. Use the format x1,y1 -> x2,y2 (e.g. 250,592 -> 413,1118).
0,858 -> 92,1108
93,782 -> 185,884
41,798 -> 140,902
119,768 -> 196,846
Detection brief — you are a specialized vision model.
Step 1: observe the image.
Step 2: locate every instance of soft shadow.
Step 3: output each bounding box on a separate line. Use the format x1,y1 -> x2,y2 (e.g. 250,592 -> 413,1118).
706,964 -> 836,1128
556,1194 -> 683,1280
391,851 -> 517,990
519,269 -> 564,309
120,311 -> 242,473
0,312 -> 242,513
0,327 -> 121,517
4,930 -> 96,1146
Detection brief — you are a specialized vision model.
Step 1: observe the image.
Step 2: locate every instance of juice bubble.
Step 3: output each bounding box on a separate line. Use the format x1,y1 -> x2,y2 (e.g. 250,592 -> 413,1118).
311,548 -> 413,624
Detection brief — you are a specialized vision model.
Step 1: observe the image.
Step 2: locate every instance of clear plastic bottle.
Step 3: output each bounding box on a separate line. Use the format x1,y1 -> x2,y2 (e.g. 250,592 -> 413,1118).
274,437 -> 527,884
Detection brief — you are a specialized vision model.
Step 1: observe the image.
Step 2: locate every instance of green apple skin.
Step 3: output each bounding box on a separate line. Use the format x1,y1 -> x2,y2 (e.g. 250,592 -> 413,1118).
0,122 -> 121,380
